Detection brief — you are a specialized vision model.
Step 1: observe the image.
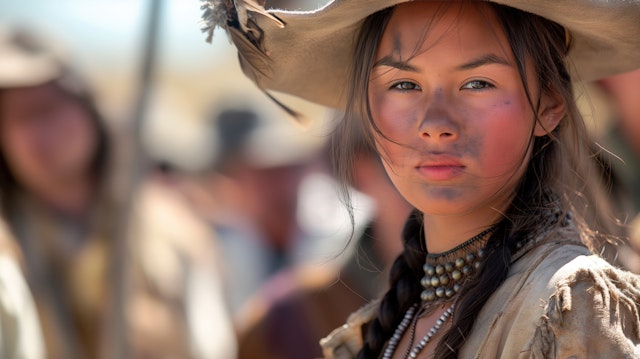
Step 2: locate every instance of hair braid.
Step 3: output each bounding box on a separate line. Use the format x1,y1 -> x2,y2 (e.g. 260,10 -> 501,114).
357,212 -> 425,359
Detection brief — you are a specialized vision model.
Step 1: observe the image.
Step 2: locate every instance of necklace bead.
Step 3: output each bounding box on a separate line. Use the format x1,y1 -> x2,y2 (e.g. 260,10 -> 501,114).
420,225 -> 497,304
451,269 -> 462,281
439,274 -> 450,285
381,305 -> 417,359
423,264 -> 435,276
444,262 -> 454,272
421,289 -> 436,302
382,304 -> 455,359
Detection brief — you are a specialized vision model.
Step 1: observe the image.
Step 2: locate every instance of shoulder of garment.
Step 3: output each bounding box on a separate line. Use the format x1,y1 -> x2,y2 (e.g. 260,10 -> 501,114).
318,298 -> 379,359
525,253 -> 640,358
320,223 -> 640,359
468,230 -> 640,359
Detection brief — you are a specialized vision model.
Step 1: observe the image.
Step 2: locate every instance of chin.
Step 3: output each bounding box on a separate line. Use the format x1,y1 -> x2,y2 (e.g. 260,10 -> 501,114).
411,198 -> 473,217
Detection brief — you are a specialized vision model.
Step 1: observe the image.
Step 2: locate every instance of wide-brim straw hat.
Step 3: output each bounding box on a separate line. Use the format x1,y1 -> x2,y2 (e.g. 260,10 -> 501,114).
202,0 -> 640,109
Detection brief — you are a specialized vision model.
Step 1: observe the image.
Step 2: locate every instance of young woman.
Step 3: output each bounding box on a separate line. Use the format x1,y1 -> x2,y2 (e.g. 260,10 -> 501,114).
202,0 -> 640,357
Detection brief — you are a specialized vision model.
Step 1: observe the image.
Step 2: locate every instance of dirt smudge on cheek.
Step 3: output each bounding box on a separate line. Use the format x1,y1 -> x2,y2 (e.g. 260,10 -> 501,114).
444,103 -> 483,158
451,130 -> 483,159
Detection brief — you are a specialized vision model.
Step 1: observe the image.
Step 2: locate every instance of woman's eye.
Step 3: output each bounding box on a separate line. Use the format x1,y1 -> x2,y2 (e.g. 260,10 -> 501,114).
390,81 -> 421,91
461,80 -> 494,90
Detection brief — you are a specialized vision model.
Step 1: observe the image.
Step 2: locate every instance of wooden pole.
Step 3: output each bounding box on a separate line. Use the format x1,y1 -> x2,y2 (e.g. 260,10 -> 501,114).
104,0 -> 163,357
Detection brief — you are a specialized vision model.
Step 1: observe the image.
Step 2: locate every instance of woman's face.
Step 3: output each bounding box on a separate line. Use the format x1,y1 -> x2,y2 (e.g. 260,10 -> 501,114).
369,2 -> 544,217
0,83 -> 98,190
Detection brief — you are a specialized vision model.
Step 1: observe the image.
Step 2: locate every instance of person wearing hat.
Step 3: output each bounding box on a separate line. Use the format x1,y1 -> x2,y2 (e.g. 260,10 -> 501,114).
202,0 -> 640,358
203,102 -> 362,314
234,111 -> 411,359
0,29 -> 236,359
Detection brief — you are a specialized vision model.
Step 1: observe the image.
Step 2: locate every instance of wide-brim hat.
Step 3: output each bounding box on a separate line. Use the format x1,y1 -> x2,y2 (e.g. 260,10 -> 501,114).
0,28 -> 67,89
210,97 -> 326,169
202,0 -> 640,109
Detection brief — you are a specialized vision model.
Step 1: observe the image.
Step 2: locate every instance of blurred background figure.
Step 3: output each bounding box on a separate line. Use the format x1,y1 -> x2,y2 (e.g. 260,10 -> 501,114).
594,68 -> 640,271
234,113 -> 411,359
180,100 -> 361,315
0,27 -> 236,359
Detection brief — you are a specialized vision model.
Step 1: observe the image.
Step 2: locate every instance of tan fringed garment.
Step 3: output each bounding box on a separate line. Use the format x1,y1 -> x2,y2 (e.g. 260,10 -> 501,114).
320,224 -> 640,358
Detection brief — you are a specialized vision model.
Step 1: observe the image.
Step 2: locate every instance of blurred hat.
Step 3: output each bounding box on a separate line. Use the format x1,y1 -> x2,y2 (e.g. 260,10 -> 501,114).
201,0 -> 640,109
211,100 -> 325,170
0,27 -> 67,88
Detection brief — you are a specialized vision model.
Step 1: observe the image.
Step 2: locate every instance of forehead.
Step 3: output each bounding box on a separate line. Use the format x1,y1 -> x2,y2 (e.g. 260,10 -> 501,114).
377,2 -> 508,60
1,84 -> 59,105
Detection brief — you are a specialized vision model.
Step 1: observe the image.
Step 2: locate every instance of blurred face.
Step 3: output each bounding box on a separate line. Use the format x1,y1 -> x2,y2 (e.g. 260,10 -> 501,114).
368,2 -> 542,217
232,163 -> 306,249
599,68 -> 640,156
0,83 -> 98,191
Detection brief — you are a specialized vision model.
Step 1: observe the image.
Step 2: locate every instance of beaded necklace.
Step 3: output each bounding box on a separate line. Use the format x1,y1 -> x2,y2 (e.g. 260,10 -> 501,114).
420,226 -> 497,303
382,225 -> 496,359
382,199 -> 569,358
382,304 -> 455,359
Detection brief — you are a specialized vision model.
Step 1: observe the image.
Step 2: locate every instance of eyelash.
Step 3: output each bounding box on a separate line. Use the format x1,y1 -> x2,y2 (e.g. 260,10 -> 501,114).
388,79 -> 495,92
389,81 -> 421,92
460,80 -> 495,90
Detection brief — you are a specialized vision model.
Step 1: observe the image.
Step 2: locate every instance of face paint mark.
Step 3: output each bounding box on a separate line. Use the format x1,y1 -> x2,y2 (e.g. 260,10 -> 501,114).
393,32 -> 403,60
427,187 -> 463,200
451,132 -> 483,158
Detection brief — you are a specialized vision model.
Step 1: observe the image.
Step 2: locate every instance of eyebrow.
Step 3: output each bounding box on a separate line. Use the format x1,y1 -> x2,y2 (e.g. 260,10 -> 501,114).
373,53 -> 512,73
455,54 -> 511,71
373,55 -> 420,72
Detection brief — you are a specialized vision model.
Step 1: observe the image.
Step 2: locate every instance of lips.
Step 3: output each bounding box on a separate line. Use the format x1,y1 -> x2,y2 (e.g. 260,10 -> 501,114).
416,156 -> 465,181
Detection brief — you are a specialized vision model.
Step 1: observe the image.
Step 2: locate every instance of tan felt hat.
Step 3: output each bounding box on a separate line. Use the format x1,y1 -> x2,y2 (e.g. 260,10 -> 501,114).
202,0 -> 640,109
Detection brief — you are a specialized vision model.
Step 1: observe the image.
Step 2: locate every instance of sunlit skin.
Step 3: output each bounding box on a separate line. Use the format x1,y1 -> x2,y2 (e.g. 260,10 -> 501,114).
369,2 -> 563,252
0,83 -> 98,213
367,2 -> 563,356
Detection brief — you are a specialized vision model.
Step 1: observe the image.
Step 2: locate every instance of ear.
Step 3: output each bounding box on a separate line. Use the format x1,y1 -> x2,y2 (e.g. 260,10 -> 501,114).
534,89 -> 565,137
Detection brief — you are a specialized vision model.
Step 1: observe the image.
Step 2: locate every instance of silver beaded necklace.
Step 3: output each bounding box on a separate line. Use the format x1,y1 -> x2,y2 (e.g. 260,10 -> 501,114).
382,225 -> 496,359
382,304 -> 455,359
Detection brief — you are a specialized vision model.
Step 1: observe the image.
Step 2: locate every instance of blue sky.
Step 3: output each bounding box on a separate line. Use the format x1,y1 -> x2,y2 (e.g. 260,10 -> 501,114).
0,0 -> 232,72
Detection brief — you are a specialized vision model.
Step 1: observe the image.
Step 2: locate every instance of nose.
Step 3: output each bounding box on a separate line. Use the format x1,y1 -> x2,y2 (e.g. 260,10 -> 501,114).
420,120 -> 458,141
418,104 -> 459,142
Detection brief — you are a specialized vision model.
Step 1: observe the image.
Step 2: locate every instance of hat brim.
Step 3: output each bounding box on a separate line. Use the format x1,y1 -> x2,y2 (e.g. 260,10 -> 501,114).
212,0 -> 640,109
0,52 -> 62,88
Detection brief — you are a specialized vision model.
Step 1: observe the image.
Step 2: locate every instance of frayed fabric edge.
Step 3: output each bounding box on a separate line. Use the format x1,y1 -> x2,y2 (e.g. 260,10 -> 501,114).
529,266 -> 640,358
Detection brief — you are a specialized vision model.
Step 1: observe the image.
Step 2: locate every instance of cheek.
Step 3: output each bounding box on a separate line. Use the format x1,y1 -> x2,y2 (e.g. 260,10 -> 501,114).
480,101 -> 533,171
369,87 -> 420,141
0,126 -> 50,184
0,122 -> 40,168
55,107 -> 98,159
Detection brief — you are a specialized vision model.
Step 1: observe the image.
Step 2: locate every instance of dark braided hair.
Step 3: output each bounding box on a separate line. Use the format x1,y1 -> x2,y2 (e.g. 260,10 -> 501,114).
357,210 -> 425,358
329,1 -> 596,358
